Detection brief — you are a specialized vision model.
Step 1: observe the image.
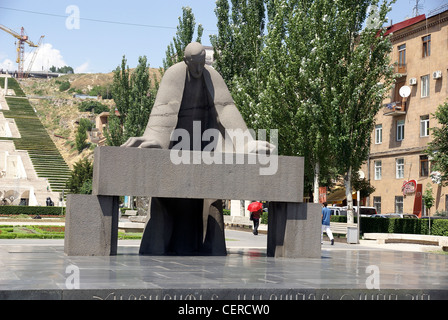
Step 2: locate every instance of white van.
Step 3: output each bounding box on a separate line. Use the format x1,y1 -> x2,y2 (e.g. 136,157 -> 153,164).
328,206 -> 346,216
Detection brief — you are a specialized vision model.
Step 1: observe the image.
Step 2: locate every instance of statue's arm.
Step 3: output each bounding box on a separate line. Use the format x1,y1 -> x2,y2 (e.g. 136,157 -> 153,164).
122,63 -> 186,149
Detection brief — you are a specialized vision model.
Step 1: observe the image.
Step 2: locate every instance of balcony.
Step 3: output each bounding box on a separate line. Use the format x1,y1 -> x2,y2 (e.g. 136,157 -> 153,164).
394,64 -> 407,76
383,100 -> 407,116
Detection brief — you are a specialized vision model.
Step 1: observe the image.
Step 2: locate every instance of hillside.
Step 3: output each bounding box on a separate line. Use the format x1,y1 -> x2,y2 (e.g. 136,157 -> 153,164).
20,68 -> 161,169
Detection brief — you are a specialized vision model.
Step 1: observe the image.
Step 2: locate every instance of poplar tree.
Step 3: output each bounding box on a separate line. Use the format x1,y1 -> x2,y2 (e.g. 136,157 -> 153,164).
211,0 -> 266,88
106,55 -> 157,146
163,6 -> 204,69
212,0 -> 395,219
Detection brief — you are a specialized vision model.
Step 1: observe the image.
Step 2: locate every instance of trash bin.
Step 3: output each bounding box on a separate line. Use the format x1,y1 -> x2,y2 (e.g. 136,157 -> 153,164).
347,226 -> 358,244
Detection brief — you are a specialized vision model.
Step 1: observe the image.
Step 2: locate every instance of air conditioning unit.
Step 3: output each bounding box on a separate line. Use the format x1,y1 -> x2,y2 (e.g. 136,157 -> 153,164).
433,70 -> 442,79
409,78 -> 417,85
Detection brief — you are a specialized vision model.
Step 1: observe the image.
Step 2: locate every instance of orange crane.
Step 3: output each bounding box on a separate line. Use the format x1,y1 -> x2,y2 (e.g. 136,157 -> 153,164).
0,24 -> 43,78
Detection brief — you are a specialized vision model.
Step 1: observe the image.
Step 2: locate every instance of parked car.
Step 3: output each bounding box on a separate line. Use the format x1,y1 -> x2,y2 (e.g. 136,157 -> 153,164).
338,206 -> 378,217
328,206 -> 346,216
371,213 -> 418,219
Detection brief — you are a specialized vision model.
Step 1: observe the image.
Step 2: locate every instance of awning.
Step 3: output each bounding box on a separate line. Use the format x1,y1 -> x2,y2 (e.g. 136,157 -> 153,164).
326,187 -> 357,202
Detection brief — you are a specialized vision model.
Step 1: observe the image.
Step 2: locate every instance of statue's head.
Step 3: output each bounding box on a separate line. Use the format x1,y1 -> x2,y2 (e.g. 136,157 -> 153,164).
184,42 -> 206,79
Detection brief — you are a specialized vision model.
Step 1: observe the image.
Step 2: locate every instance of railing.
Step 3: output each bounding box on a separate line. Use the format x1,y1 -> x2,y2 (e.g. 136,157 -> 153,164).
383,100 -> 407,116
395,64 -> 407,74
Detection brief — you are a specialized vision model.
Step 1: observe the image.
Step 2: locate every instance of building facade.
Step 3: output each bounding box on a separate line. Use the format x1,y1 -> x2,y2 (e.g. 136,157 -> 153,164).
364,8 -> 448,216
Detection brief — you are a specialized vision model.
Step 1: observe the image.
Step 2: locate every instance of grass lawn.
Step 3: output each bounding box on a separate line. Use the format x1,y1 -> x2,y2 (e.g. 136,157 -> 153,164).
0,225 -> 142,240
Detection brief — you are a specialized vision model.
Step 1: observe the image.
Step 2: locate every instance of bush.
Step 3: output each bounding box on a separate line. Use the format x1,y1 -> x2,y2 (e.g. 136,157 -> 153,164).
78,100 -> 109,113
358,217 -> 448,236
58,81 -> 71,92
0,206 -> 65,216
429,220 -> 448,237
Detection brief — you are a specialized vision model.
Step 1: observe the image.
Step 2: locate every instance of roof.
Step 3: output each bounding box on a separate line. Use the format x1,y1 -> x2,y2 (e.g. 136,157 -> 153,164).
384,14 -> 426,36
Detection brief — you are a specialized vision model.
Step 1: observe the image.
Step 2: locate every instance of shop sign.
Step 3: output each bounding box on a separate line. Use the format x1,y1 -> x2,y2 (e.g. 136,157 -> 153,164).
402,180 -> 417,196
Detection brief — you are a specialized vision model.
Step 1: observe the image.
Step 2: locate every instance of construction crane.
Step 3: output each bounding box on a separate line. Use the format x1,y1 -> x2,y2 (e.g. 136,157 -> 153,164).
25,35 -> 45,78
0,24 -> 42,78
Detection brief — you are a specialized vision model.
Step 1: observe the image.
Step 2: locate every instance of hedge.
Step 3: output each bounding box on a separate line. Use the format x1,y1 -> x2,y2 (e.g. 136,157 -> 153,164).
0,206 -> 65,216
330,216 -> 448,237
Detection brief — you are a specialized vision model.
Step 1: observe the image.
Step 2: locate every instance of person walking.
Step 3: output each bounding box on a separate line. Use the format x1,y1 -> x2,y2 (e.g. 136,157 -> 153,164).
251,208 -> 262,235
321,202 -> 334,245
248,201 -> 263,235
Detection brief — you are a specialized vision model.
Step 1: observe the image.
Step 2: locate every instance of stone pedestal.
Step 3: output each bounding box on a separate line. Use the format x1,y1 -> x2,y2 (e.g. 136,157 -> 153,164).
64,194 -> 119,256
64,147 -> 317,258
267,202 -> 321,258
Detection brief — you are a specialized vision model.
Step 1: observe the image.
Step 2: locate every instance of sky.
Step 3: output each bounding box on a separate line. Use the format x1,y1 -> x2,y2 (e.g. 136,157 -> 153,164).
0,0 -> 447,74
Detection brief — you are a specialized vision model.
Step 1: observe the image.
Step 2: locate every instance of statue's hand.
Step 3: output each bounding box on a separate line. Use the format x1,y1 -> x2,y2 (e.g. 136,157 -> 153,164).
246,140 -> 276,155
121,137 -> 162,149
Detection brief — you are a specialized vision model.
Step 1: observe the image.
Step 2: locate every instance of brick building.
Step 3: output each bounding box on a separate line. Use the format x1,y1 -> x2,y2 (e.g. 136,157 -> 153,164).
364,7 -> 448,216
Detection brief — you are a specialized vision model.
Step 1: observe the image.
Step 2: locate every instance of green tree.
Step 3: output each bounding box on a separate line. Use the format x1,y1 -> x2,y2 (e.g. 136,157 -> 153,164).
422,183 -> 435,233
75,118 -> 92,153
50,65 -> 74,73
104,108 -> 124,146
212,0 -> 395,214
107,55 -> 158,145
163,6 -> 204,69
210,0 -> 266,87
66,158 -> 93,194
332,1 -> 395,222
425,101 -> 448,186
111,56 -> 131,125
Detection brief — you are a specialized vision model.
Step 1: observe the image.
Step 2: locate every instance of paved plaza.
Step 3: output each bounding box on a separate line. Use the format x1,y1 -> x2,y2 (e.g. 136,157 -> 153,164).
0,229 -> 447,300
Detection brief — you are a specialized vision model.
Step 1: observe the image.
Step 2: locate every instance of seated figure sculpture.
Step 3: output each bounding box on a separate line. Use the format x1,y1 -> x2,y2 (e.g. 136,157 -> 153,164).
122,42 -> 273,255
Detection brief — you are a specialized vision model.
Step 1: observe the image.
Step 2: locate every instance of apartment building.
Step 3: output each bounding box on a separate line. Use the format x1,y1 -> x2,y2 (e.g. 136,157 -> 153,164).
364,7 -> 448,217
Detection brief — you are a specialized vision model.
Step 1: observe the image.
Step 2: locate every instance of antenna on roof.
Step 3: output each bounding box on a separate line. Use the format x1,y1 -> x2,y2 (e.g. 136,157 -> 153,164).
412,0 -> 424,17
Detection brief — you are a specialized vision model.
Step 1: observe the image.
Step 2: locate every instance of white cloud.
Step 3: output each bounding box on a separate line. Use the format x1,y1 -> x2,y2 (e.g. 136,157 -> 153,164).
24,42 -> 67,71
74,61 -> 91,74
0,58 -> 15,72
0,43 -> 67,72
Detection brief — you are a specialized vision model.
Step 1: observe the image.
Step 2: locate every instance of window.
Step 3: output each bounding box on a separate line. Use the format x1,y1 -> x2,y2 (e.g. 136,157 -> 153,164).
420,155 -> 429,177
421,75 -> 430,97
375,124 -> 382,144
398,44 -> 406,66
420,115 -> 429,137
374,160 -> 382,180
373,196 -> 381,214
422,35 -> 431,57
395,196 -> 404,214
396,120 -> 405,141
396,158 -> 404,179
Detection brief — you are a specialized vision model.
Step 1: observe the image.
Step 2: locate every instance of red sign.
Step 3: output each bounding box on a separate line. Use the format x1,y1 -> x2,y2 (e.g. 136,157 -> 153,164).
402,180 -> 417,196
319,187 -> 327,203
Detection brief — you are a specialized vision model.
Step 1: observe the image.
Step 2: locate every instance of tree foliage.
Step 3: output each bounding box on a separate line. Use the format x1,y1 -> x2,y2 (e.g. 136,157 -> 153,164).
212,0 -> 395,219
426,101 -> 448,186
211,0 -> 266,87
75,118 -> 93,153
50,65 -> 74,74
65,158 -> 93,194
163,6 -> 204,69
106,55 -> 158,146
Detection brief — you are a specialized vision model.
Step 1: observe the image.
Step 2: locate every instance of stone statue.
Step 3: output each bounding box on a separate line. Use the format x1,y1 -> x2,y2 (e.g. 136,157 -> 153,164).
122,42 -> 273,255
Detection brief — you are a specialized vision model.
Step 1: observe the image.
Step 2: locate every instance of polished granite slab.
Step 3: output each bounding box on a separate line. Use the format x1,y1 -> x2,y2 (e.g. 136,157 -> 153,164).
0,232 -> 448,300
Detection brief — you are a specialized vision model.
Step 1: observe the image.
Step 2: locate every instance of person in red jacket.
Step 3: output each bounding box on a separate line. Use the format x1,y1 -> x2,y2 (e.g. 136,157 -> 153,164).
251,208 -> 262,235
